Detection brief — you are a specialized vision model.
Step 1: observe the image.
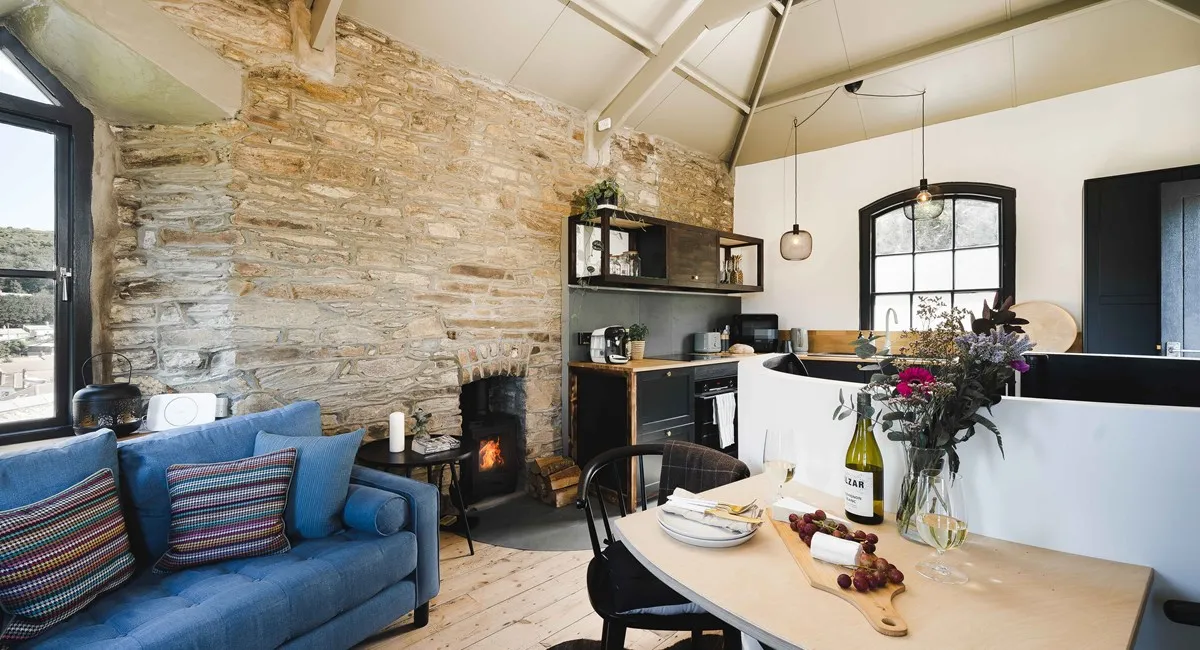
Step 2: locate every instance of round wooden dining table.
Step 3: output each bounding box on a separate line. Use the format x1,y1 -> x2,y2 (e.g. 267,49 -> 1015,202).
615,475 -> 1150,649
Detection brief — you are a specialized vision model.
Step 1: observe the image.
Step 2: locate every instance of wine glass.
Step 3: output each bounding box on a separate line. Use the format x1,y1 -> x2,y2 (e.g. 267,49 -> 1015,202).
914,468 -> 969,584
761,429 -> 796,503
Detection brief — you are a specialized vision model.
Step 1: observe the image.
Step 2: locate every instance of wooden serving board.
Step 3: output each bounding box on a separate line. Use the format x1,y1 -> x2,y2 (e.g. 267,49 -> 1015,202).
770,513 -> 908,637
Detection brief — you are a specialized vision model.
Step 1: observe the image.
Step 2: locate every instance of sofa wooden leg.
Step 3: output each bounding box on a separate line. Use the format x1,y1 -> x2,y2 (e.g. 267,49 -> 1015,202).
414,603 -> 430,628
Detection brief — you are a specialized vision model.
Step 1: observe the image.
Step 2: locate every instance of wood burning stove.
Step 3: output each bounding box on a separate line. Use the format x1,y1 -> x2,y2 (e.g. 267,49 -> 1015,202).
459,377 -> 523,504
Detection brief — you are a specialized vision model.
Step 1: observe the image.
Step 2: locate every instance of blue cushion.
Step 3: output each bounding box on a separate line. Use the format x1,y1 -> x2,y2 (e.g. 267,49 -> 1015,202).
0,429 -> 117,510
254,429 -> 364,539
23,530 -> 418,650
117,402 -> 321,562
280,580 -> 415,650
342,484 -> 408,536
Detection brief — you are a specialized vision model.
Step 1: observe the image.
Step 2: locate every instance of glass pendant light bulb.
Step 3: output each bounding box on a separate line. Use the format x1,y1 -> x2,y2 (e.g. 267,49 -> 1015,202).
904,178 -> 945,221
780,224 -> 813,260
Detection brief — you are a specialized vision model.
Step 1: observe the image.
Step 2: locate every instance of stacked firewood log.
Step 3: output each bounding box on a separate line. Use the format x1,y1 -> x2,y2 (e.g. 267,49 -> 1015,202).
527,455 -> 580,508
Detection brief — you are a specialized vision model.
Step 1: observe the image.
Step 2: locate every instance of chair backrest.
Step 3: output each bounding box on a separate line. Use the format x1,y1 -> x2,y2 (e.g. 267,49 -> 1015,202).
576,441 -> 750,558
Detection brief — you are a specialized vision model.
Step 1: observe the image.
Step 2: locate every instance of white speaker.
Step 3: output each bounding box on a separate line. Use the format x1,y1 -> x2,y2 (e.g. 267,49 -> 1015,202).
145,393 -> 219,431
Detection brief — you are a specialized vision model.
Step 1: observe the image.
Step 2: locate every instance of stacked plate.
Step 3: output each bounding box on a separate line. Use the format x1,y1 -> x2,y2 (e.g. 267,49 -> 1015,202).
657,509 -> 758,548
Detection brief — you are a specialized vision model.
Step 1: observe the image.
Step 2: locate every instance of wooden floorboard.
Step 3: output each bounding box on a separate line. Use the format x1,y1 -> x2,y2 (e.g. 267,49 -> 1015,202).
360,532 -> 689,650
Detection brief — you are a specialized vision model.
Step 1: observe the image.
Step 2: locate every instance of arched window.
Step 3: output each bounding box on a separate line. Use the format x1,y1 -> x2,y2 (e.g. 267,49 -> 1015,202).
858,183 -> 1015,330
0,30 -> 93,441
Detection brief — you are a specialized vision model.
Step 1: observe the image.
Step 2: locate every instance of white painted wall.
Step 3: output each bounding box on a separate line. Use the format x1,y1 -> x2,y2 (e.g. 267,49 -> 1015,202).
735,65 -> 1200,329
738,356 -> 1200,649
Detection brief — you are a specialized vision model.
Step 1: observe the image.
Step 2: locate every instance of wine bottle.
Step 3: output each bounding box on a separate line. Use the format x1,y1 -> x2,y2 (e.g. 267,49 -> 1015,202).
844,392 -> 884,525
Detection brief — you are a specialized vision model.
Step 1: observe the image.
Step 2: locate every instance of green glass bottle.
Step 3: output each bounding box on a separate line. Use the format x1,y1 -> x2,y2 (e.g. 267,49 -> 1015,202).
844,392 -> 884,525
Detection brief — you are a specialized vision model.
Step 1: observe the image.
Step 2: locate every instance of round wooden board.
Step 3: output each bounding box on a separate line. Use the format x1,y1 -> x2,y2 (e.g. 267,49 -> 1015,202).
1011,301 -> 1077,353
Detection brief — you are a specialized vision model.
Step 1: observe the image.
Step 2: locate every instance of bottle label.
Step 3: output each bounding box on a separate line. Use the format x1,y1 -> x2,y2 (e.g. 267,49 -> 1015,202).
844,468 -> 873,517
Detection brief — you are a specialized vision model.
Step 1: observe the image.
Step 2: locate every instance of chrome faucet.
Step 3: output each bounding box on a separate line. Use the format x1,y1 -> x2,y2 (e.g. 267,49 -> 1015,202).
883,308 -> 899,355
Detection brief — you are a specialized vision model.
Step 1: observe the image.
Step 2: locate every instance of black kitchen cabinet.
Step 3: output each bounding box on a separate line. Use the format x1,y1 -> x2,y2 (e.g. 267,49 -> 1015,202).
636,368 -> 694,434
668,227 -> 719,287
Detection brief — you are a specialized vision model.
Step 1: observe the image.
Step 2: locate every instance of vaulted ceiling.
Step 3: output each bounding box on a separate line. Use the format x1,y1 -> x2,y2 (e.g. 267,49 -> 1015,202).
342,0 -> 1200,166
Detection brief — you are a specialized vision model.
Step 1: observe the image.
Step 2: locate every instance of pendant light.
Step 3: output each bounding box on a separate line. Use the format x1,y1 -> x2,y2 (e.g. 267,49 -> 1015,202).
902,92 -> 944,221
780,107 -> 819,261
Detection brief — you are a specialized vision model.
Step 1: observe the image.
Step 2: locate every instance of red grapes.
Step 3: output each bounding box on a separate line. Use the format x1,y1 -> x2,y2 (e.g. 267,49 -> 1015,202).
792,509 -> 905,592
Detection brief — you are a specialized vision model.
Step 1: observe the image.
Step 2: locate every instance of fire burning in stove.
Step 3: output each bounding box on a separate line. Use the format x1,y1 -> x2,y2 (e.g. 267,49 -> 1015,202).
479,438 -> 505,471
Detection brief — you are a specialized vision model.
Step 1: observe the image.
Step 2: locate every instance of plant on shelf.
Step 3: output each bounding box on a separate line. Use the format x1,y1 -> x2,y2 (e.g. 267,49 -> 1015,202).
627,323 -> 649,360
574,178 -> 626,222
832,293 -> 1033,542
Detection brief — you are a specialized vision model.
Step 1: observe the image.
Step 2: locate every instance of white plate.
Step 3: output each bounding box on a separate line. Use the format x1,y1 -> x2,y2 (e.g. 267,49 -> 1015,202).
657,510 -> 756,542
658,518 -> 757,548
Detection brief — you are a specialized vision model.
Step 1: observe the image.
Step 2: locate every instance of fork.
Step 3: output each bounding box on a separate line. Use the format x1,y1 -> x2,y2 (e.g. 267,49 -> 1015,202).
668,496 -> 758,515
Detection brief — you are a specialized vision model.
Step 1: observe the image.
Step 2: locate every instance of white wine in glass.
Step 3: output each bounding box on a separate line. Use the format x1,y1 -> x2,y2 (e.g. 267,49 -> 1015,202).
762,429 -> 796,502
914,468 -> 969,584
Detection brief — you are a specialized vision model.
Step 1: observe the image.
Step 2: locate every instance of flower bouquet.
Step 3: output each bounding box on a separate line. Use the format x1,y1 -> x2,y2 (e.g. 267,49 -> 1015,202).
833,294 -> 1034,541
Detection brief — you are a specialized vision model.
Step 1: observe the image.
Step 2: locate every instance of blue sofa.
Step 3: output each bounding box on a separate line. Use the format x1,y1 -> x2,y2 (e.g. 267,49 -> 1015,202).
0,402 -> 440,649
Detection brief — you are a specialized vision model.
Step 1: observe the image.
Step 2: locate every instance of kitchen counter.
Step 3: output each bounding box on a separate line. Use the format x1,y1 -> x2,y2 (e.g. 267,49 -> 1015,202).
568,354 -> 767,373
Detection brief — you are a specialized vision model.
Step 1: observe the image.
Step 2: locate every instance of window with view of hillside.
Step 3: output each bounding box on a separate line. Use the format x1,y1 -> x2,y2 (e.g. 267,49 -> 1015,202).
0,32 -> 93,439
859,183 -> 1016,331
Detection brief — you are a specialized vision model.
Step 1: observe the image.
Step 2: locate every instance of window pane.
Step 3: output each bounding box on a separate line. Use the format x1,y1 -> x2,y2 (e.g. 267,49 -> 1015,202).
914,201 -> 953,251
913,251 -> 952,291
0,122 -> 56,271
874,209 -> 912,255
912,293 -> 952,330
954,291 -> 997,322
874,254 -> 912,293
0,276 -> 55,425
954,247 -> 999,290
874,294 -> 910,331
0,53 -> 52,104
955,199 -> 999,248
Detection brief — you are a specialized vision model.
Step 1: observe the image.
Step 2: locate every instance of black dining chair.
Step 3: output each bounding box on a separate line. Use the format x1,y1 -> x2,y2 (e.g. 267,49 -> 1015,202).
577,441 -> 750,650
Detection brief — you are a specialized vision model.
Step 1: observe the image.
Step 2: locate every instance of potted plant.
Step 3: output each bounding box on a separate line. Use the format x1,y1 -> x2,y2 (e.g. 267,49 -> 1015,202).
573,178 -> 625,222
833,294 -> 1033,542
627,323 -> 649,360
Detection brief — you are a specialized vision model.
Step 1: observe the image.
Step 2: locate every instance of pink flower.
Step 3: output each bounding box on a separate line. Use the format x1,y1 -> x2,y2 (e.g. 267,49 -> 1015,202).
896,366 -> 934,398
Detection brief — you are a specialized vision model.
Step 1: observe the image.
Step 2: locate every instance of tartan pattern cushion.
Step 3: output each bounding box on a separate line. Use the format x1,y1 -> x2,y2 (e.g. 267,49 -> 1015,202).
154,448 -> 297,574
657,441 -> 750,506
0,468 -> 135,645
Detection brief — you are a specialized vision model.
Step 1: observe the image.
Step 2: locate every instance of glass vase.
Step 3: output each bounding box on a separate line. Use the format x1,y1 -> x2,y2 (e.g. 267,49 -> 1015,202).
896,445 -> 948,543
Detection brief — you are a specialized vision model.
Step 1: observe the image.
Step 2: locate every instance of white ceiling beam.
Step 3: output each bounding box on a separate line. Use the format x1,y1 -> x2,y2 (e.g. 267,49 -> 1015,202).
728,0 -> 793,169
757,0 -> 1119,111
562,0 -> 751,115
594,0 -> 774,147
1146,0 -> 1200,24
310,0 -> 341,51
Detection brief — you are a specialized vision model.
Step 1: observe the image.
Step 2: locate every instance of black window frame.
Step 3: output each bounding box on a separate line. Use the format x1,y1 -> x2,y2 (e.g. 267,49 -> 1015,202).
0,30 -> 93,443
858,182 -> 1016,330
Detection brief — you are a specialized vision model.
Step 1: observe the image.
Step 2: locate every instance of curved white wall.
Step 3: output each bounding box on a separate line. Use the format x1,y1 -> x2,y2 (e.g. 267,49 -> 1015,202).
734,65 -> 1200,329
737,356 -> 1200,649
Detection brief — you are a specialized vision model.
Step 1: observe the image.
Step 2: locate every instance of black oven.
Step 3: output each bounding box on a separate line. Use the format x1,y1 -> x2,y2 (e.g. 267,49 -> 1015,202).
694,363 -> 737,456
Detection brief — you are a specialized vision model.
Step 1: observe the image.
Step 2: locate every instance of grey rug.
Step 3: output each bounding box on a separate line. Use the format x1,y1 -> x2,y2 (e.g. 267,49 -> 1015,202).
548,638 -> 724,650
468,494 -> 593,551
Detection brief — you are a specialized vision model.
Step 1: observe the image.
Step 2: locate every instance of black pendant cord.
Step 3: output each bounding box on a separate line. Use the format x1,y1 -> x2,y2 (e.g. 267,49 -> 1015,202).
789,87 -> 838,227
845,88 -> 929,180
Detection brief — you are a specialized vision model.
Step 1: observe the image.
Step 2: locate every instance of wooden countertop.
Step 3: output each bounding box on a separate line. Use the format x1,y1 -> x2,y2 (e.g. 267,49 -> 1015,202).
568,354 -> 767,373
617,475 -> 1151,650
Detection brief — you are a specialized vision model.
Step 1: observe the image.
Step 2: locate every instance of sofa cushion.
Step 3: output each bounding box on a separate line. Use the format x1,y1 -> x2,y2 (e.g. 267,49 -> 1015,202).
0,469 -> 135,646
155,449 -> 297,573
254,428 -> 364,539
0,429 -> 117,511
117,401 -> 321,562
22,530 -> 418,650
342,484 -> 408,536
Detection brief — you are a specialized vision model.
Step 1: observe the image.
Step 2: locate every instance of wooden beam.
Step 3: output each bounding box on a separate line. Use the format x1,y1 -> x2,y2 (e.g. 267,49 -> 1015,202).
1146,0 -> 1200,24
756,0 -> 1118,111
594,0 -> 774,145
676,62 -> 752,114
310,0 -> 341,51
728,0 -> 792,169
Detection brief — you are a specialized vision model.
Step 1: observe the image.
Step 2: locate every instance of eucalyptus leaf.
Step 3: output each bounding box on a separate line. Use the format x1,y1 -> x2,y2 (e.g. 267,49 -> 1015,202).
837,411 -> 852,421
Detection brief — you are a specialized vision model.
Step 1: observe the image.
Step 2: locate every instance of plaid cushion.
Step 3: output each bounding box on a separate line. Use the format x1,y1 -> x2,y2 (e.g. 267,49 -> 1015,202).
658,441 -> 750,505
0,468 -> 135,645
154,448 -> 297,573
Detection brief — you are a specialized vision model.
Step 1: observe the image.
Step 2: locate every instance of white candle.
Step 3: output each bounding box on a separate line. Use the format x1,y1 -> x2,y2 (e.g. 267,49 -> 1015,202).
388,412 -> 406,453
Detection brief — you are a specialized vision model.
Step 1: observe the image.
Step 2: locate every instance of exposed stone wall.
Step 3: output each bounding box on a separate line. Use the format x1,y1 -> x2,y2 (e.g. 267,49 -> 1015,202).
100,0 -> 734,457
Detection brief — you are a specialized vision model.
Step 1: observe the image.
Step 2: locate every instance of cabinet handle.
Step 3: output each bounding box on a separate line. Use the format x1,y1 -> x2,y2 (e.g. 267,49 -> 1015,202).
666,371 -> 672,377
666,430 -> 673,437
692,275 -> 699,280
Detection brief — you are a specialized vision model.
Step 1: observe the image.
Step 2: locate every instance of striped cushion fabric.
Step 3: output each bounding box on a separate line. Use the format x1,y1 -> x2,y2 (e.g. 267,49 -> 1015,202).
154,448 -> 297,574
0,468 -> 135,645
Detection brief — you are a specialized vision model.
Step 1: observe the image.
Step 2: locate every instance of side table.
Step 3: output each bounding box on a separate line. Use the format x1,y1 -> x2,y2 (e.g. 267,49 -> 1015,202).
356,437 -> 475,556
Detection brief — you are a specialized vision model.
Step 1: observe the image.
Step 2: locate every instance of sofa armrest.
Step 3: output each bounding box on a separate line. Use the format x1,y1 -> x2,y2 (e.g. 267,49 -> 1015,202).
343,484 -> 408,537
349,465 -> 440,604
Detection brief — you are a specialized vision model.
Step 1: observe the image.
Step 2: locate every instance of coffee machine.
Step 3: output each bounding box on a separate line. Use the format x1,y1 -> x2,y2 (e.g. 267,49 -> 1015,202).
590,326 -> 630,364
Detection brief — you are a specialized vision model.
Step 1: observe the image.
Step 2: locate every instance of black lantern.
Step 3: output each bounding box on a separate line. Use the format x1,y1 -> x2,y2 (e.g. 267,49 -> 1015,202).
72,353 -> 143,437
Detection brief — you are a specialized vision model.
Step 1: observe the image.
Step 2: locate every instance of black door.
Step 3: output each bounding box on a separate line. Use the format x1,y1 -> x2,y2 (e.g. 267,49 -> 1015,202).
668,227 -> 718,287
1161,179 -> 1200,357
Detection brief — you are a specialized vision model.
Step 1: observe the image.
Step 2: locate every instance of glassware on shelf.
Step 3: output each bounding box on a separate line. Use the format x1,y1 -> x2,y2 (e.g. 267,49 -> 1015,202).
914,468 -> 970,584
608,251 -> 642,277
761,429 -> 797,503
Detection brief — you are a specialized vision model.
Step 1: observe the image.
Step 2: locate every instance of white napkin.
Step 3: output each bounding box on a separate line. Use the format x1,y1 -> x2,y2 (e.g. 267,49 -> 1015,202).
660,488 -> 759,535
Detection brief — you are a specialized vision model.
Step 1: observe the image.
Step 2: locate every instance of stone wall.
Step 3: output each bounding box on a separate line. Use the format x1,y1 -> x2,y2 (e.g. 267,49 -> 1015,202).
100,0 -> 734,457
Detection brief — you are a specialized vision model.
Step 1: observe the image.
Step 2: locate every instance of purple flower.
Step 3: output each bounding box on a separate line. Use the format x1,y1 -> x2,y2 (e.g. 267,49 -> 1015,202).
1010,358 -> 1030,373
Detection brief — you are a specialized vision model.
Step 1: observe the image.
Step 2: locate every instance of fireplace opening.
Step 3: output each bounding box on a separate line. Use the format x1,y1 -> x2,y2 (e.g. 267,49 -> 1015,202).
459,375 -> 524,504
